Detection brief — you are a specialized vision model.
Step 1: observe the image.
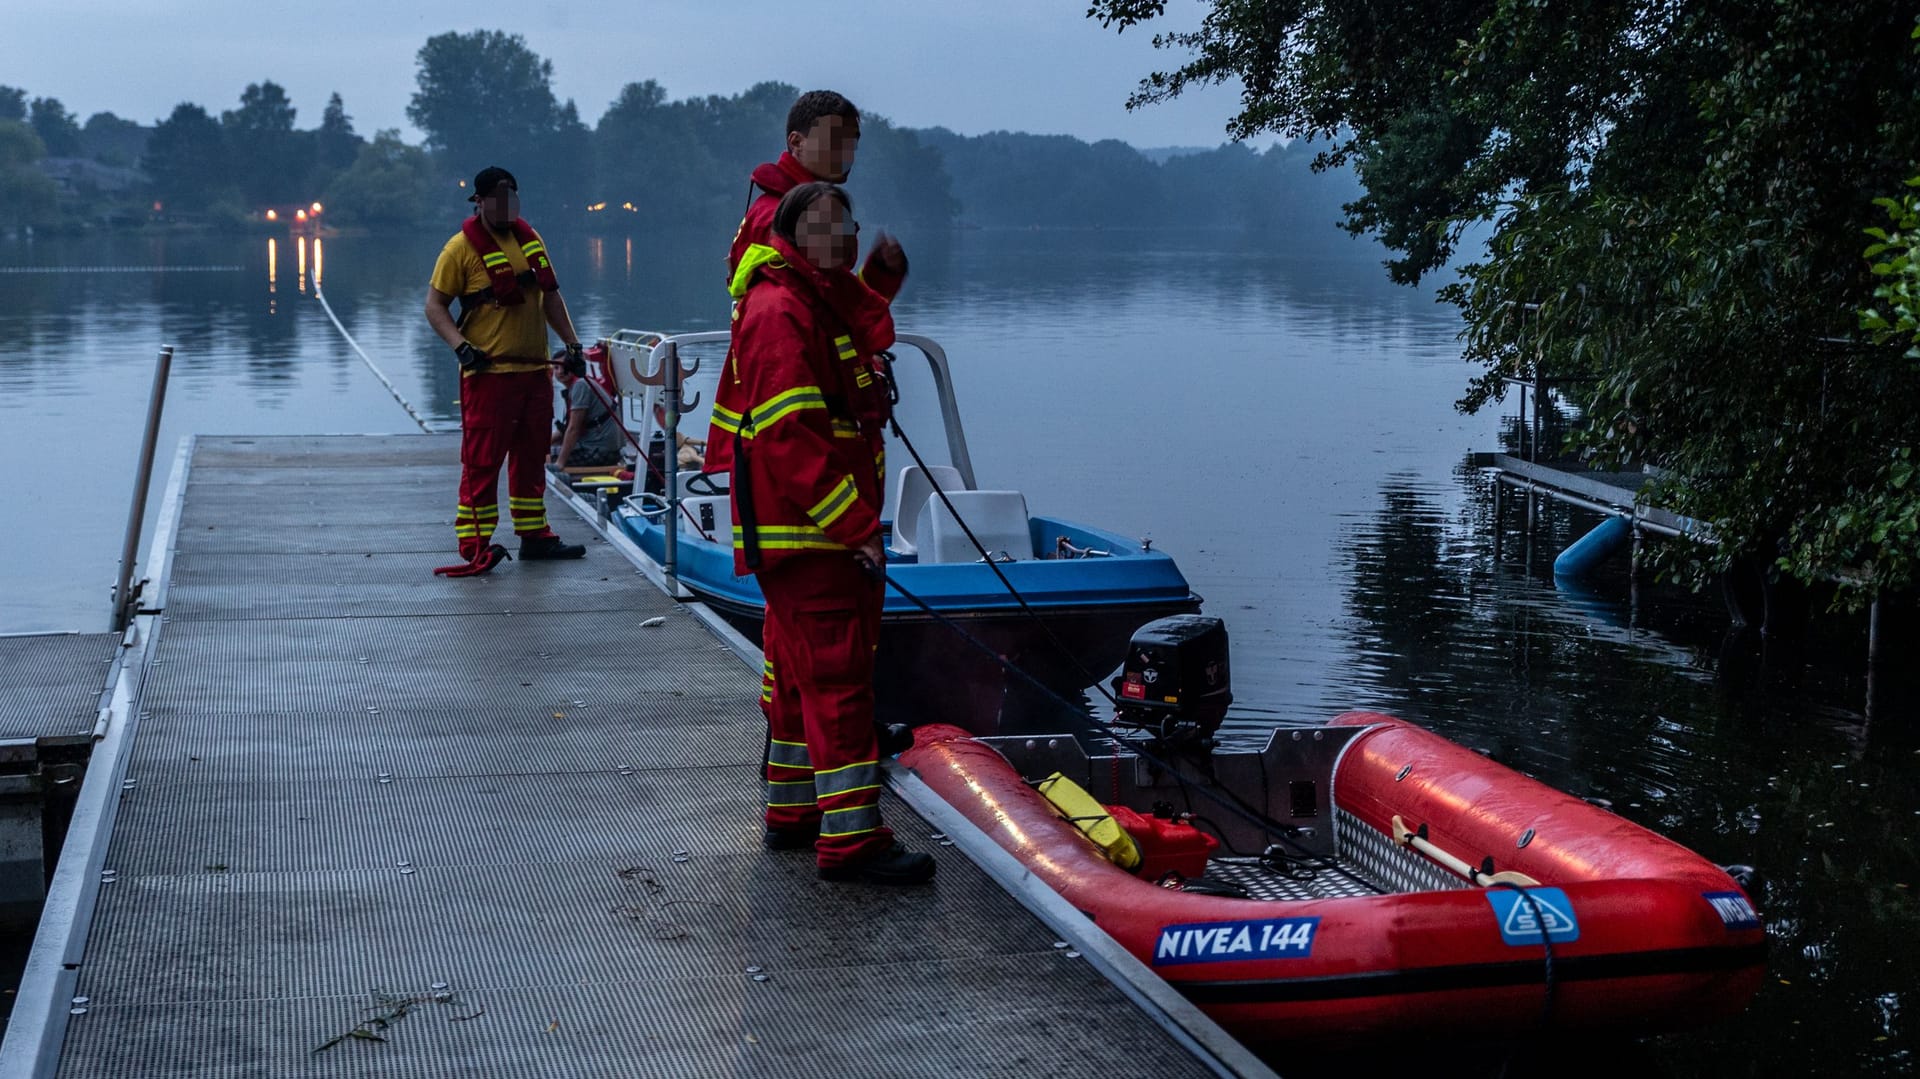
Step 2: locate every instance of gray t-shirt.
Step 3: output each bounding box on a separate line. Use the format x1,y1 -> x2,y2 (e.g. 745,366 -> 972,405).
565,379 -> 623,465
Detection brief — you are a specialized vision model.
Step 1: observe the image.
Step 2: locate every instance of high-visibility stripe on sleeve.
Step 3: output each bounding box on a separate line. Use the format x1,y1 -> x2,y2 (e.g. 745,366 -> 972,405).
746,386 -> 827,434
813,760 -> 880,798
830,419 -> 861,440
711,402 -> 743,436
820,804 -> 883,837
805,475 -> 860,531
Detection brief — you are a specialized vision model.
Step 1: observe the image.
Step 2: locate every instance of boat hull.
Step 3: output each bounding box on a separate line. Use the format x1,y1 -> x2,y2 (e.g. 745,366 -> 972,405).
618,508 -> 1199,731
901,716 -> 1766,1044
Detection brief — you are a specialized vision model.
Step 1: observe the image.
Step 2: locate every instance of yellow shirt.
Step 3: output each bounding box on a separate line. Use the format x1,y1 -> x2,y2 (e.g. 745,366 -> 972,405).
430,224 -> 554,375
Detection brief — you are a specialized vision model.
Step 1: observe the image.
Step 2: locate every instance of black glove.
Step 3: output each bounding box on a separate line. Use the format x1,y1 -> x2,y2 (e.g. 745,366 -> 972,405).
455,341 -> 490,373
562,342 -> 587,378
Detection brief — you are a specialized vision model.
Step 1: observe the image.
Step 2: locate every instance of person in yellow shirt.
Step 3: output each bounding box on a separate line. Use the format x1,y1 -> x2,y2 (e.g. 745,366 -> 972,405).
425,166 -> 588,575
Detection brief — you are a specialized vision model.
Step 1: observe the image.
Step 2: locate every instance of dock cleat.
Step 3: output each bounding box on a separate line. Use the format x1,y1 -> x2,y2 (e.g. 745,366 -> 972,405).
520,532 -> 586,560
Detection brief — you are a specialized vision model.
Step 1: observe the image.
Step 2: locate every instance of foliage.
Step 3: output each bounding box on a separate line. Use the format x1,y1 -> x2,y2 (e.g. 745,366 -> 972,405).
322,130 -> 436,226
81,112 -> 147,167
1089,0 -> 1920,601
144,103 -> 234,213
408,30 -> 588,213
222,81 -> 307,205
0,86 -> 25,123
0,120 -> 59,229
317,93 -> 363,175
29,96 -> 81,157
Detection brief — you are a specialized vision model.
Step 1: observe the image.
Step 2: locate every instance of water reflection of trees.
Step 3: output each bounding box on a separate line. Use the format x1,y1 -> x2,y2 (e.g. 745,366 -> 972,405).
1339,474 -> 1920,1073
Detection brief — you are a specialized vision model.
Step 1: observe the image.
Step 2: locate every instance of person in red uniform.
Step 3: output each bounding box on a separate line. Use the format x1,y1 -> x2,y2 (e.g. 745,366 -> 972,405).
425,166 -> 588,575
716,182 -> 934,886
715,91 -> 915,773
723,90 -> 907,302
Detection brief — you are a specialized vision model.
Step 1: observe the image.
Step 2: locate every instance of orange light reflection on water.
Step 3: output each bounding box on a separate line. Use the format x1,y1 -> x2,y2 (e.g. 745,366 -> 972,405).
313,237 -> 324,287
297,235 -> 307,294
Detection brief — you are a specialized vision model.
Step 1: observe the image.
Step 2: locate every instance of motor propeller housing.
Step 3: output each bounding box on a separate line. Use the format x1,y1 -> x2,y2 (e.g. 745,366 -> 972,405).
1111,615 -> 1232,745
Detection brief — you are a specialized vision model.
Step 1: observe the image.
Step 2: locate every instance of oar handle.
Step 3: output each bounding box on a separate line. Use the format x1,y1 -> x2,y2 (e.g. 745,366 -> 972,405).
1392,815 -> 1540,888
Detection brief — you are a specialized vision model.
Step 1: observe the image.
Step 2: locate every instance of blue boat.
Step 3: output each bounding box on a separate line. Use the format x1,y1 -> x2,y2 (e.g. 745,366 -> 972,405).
604,330 -> 1199,730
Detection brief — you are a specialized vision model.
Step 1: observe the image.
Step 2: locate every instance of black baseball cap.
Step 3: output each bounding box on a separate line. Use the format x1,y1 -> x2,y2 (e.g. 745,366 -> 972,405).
469,166 -> 518,202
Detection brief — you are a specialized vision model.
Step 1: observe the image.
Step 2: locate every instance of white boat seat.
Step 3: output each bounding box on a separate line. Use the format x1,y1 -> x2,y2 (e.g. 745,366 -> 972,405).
679,495 -> 729,540
889,464 -> 966,555
916,490 -> 1032,564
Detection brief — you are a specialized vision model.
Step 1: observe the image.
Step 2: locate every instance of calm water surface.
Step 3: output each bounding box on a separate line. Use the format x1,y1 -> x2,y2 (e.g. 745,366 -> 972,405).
0,228 -> 1914,1073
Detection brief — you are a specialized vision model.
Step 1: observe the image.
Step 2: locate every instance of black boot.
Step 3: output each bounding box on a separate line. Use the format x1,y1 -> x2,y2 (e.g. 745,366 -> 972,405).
520,532 -> 586,560
763,825 -> 819,851
819,843 -> 936,885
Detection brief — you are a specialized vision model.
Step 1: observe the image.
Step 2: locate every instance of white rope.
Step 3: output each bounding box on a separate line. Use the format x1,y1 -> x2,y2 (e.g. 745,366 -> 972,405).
311,282 -> 439,434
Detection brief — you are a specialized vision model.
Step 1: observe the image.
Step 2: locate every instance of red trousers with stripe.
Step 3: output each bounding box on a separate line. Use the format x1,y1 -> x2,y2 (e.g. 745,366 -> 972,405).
758,553 -> 890,867
456,369 -> 553,555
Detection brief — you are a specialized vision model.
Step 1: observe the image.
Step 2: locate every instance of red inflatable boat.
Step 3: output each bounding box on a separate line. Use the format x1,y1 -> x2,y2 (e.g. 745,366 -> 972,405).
902,710 -> 1767,1043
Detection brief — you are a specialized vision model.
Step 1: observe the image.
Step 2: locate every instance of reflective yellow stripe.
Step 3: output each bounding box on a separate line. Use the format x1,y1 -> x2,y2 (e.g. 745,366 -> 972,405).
820,804 -> 882,837
711,402 -> 742,435
814,759 -> 880,797
745,386 -> 827,434
806,475 -> 859,530
839,348 -> 859,361
482,253 -> 511,266
854,370 -> 872,388
830,419 -> 861,440
733,525 -> 843,552
768,739 -> 811,768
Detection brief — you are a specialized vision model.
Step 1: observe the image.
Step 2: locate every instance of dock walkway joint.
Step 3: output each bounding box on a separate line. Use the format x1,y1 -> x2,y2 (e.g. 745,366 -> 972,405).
17,434 -> 1238,1078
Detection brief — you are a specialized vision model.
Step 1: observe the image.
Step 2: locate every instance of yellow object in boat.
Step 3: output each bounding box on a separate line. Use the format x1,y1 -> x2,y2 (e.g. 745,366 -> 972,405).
1036,772 -> 1141,870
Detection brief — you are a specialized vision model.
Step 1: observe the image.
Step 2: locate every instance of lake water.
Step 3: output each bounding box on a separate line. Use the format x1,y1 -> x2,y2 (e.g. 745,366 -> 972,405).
1,227 -> 1915,1074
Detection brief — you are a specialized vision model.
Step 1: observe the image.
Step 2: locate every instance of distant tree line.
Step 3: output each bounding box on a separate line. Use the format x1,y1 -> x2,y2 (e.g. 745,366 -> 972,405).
0,30 -> 1359,244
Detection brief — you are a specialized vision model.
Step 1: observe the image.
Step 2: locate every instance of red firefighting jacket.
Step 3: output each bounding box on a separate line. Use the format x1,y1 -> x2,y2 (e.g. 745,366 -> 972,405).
710,236 -> 895,576
726,152 -> 907,302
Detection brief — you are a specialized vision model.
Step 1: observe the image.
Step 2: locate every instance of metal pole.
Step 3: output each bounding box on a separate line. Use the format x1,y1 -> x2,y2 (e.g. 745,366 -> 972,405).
111,345 -> 173,631
661,340 -> 681,588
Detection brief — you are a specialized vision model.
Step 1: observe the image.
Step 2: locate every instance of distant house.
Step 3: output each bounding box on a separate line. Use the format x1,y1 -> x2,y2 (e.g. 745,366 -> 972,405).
37,157 -> 148,197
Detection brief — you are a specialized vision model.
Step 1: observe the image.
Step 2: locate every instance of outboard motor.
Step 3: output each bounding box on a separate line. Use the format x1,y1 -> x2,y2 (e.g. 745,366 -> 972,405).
1111,615 -> 1232,748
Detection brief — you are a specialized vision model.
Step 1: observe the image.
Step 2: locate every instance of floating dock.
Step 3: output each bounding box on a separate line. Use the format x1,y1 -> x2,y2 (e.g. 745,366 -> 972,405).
1,434 -> 1271,1078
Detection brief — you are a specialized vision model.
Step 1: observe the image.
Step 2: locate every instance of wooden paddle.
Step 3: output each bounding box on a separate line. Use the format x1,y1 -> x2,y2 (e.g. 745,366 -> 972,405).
1392,815 -> 1540,888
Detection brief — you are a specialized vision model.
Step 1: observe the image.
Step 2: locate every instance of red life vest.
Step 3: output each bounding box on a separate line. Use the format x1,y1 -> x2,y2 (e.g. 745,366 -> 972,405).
459,216 -> 559,306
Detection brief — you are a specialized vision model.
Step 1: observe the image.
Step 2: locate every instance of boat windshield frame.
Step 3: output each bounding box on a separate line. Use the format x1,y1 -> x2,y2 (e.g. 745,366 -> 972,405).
604,328 -> 977,488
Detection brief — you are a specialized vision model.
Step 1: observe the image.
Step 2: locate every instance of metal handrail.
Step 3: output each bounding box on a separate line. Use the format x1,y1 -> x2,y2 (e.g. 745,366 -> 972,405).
110,345 -> 173,631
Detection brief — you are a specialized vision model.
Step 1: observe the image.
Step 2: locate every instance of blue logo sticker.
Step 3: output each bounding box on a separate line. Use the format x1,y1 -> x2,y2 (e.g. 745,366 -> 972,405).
1153,917 -> 1319,967
1486,887 -> 1580,946
1703,891 -> 1761,931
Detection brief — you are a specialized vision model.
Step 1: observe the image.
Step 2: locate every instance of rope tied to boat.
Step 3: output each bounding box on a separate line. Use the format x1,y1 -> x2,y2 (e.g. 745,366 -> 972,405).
1490,881 -> 1559,1033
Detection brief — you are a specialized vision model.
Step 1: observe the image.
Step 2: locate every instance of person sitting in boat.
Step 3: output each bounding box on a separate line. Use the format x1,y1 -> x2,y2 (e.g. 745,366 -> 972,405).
550,348 -> 624,469
718,181 -> 933,887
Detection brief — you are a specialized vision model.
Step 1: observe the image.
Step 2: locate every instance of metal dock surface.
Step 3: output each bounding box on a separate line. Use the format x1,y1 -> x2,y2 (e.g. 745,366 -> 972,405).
7,434 -> 1264,1078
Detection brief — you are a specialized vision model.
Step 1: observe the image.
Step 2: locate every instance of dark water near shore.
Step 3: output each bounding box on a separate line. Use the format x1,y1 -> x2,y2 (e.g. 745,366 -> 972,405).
1,228 -> 1915,1073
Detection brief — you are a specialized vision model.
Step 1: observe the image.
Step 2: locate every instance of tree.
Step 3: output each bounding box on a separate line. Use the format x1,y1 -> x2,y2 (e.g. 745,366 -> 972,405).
145,103 -> 233,213
222,80 -> 308,205
1089,0 -> 1920,602
0,86 -> 25,123
322,129 -> 437,226
29,96 -> 81,157
0,120 -> 60,229
81,112 -> 148,167
316,92 -> 362,173
409,30 -> 570,212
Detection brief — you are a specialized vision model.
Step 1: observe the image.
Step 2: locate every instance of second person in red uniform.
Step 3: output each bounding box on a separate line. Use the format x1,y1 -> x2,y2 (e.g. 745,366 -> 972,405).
715,182 -> 934,886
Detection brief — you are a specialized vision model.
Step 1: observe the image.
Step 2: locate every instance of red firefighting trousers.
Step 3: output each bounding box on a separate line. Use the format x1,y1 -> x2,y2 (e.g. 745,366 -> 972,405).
455,369 -> 554,555
758,553 -> 890,867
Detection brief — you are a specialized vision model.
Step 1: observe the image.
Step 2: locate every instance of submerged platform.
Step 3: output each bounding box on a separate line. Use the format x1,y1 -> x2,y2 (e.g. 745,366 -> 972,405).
2,434 -> 1267,1078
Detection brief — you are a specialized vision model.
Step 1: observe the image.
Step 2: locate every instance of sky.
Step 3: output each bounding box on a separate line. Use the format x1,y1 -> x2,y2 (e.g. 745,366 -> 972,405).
7,0 -> 1258,149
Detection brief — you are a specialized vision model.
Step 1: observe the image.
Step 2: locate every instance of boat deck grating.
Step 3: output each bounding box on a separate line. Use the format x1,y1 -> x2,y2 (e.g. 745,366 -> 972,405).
0,631 -> 118,743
